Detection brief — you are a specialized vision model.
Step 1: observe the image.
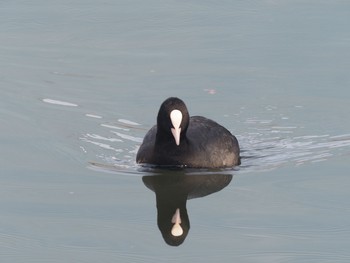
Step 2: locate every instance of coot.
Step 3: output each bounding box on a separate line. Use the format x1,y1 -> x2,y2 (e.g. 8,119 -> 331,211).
136,97 -> 240,168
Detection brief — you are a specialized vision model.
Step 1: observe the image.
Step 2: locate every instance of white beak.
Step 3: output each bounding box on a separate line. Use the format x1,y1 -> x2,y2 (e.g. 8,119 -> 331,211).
171,208 -> 183,237
170,110 -> 182,146
171,127 -> 181,146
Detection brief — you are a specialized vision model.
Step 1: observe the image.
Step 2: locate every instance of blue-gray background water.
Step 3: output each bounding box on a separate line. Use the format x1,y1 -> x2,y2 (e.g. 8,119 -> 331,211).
1,1 -> 350,262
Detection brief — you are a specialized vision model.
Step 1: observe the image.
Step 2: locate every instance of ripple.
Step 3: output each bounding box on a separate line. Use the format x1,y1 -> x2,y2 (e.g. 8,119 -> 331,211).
88,161 -> 141,176
118,119 -> 141,126
101,123 -> 129,131
239,132 -> 350,172
85,114 -> 103,119
83,133 -> 122,143
80,109 -> 350,175
110,131 -> 143,143
80,137 -> 123,152
42,98 -> 78,107
80,129 -> 142,153
82,128 -> 350,175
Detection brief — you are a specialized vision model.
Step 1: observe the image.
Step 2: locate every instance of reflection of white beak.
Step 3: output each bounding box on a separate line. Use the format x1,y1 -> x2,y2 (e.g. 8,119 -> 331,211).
170,110 -> 182,146
171,208 -> 183,237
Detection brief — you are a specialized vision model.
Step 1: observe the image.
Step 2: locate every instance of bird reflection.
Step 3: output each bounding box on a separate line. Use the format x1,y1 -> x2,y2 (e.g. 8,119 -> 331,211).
142,170 -> 233,246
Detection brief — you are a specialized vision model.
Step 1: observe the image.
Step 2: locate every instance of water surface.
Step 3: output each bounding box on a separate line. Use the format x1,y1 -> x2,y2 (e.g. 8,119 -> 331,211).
1,1 -> 350,262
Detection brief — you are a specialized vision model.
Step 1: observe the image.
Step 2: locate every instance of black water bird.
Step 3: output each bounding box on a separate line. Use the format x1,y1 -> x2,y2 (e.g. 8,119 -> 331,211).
136,97 -> 240,168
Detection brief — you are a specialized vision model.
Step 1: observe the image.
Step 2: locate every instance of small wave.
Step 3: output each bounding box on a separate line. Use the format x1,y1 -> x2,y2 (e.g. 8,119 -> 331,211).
118,119 -> 141,126
110,131 -> 143,143
85,114 -> 103,119
80,107 -> 350,176
80,137 -> 123,152
240,132 -> 350,172
42,98 -> 78,107
101,123 -> 129,131
88,161 -> 142,176
83,133 -> 123,143
82,130 -> 350,175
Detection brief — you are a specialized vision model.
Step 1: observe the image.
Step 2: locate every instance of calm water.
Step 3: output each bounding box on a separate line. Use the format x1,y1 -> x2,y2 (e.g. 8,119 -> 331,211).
1,1 -> 350,262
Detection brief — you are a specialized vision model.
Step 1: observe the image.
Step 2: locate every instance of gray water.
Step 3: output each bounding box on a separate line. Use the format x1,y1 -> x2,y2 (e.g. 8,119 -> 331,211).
1,1 -> 350,262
